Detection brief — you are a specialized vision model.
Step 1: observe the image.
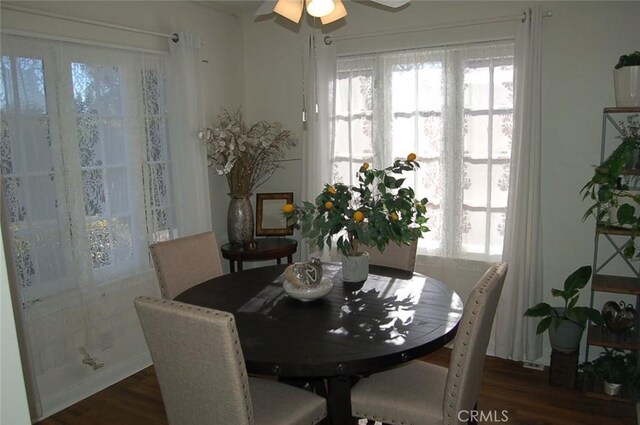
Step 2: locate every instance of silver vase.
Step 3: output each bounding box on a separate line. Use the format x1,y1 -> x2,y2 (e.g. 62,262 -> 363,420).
227,194 -> 254,246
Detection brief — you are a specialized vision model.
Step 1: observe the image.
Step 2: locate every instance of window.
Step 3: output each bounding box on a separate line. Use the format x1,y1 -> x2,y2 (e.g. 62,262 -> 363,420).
0,35 -> 175,300
332,41 -> 514,260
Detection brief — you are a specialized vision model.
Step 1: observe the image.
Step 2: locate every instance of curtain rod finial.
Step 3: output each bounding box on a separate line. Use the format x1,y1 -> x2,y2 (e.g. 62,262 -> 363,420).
172,33 -> 179,43
324,36 -> 332,46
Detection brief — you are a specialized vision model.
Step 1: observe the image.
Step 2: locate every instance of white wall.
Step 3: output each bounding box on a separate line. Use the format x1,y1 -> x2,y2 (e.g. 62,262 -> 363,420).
1,0 -> 244,419
1,221 -> 31,425
241,1 -> 640,361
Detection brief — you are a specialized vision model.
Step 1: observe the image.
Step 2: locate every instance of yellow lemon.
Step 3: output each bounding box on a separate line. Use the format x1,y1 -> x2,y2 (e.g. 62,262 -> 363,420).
390,212 -> 399,221
325,201 -> 334,210
327,185 -> 337,195
282,203 -> 295,214
353,211 -> 364,222
407,153 -> 417,162
362,162 -> 370,170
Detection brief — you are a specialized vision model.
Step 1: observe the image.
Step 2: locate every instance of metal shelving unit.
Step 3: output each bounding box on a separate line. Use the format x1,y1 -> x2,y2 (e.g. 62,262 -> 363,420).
584,107 -> 640,402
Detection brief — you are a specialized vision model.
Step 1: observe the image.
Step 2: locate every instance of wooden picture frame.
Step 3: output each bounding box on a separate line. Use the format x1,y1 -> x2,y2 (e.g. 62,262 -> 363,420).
255,192 -> 294,236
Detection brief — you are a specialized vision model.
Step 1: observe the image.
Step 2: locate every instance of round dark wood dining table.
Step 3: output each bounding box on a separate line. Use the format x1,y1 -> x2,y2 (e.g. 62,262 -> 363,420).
175,263 -> 462,425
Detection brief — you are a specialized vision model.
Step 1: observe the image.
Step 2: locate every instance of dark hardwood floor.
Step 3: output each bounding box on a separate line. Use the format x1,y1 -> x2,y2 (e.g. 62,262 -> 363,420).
37,348 -> 636,425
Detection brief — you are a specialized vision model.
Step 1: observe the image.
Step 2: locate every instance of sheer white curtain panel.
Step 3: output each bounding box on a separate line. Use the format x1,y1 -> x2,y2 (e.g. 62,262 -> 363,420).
167,31 -> 212,237
302,33 -> 337,260
1,34 -> 177,416
494,5 -> 544,361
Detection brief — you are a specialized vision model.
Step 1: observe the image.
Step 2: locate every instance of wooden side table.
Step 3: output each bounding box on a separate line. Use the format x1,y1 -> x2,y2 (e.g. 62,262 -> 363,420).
220,238 -> 298,273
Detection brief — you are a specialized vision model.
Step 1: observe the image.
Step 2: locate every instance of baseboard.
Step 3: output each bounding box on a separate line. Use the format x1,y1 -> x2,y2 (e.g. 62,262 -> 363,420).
37,351 -> 152,422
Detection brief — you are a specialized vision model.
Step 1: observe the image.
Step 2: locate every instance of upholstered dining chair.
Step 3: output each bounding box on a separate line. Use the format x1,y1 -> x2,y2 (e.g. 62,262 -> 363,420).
362,240 -> 418,272
149,231 -> 223,299
351,261 -> 508,425
134,296 -> 327,425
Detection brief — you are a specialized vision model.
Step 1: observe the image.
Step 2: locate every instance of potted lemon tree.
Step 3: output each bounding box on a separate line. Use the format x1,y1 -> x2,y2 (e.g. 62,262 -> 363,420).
284,154 -> 430,282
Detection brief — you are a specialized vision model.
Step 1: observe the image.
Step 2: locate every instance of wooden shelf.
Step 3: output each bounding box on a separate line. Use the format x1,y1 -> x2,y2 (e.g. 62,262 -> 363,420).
587,325 -> 639,350
592,274 -> 640,294
620,168 -> 640,176
604,107 -> 640,114
597,225 -> 635,236
582,375 -> 635,404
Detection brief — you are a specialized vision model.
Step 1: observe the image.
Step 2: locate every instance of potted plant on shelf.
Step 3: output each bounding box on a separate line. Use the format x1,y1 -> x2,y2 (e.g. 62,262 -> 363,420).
581,349 -> 633,396
614,51 -> 640,107
524,265 -> 603,353
581,114 -> 640,258
283,155 -> 430,282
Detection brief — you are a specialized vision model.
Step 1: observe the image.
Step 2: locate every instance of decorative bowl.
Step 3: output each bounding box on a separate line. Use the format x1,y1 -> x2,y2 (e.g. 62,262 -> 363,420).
283,277 -> 333,302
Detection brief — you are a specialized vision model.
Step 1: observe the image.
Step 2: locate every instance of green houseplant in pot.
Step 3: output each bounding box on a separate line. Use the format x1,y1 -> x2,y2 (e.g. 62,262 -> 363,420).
614,51 -> 640,107
284,154 -> 430,282
581,115 -> 640,258
524,265 -> 603,353
581,349 -> 633,396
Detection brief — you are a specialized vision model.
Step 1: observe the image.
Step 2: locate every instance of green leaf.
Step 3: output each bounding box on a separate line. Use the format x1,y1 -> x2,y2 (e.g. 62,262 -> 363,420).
536,316 -> 552,334
524,302 -> 553,317
617,203 -> 636,225
563,265 -> 592,293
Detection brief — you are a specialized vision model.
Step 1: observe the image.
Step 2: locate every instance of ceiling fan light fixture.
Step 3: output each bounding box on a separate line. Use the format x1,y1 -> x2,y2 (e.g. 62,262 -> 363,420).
274,0 -> 304,23
306,0 -> 335,18
320,0 -> 347,24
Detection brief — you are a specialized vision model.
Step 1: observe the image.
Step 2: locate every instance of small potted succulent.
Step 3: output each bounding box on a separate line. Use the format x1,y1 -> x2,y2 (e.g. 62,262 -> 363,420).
614,51 -> 640,107
524,265 -> 603,353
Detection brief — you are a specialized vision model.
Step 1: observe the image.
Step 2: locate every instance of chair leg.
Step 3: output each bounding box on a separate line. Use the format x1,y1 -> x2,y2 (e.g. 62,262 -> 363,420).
468,402 -> 478,425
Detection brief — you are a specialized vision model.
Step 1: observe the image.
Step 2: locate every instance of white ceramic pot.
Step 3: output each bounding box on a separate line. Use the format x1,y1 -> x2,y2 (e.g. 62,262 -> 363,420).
341,252 -> 369,282
603,381 -> 622,396
547,311 -> 584,354
614,66 -> 640,107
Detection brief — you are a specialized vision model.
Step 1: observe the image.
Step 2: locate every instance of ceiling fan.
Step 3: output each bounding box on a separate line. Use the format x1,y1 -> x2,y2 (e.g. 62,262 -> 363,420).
255,0 -> 411,26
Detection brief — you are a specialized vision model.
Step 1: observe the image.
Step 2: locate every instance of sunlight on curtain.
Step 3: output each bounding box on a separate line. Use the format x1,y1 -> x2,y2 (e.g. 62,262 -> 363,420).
167,31 -> 212,237
0,34 -> 175,414
301,32 -> 337,260
333,41 -> 514,262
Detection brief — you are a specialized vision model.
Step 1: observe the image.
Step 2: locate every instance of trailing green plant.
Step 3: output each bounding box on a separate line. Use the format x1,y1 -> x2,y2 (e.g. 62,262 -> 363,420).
524,265 -> 603,334
615,51 -> 640,69
581,115 -> 640,258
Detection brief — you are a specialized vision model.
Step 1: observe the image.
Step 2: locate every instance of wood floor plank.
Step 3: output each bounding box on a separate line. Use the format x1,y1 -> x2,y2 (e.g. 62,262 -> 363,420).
36,348 -> 635,425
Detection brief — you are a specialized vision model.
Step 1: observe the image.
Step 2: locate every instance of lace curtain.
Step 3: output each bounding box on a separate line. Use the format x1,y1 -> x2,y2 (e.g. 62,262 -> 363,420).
1,34 -> 175,414
333,40 -> 514,261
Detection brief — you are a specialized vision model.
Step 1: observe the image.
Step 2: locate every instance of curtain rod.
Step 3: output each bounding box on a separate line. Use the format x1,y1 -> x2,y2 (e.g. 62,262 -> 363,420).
2,3 -> 179,43
324,10 -> 552,45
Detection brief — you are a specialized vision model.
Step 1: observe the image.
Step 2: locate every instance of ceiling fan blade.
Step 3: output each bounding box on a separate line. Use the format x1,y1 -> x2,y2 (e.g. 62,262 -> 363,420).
274,0 -> 305,23
370,0 -> 411,8
321,0 -> 348,24
254,1 -> 278,16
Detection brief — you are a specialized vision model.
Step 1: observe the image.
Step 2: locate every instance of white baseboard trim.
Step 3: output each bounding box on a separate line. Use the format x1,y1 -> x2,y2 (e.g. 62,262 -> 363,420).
37,351 -> 152,422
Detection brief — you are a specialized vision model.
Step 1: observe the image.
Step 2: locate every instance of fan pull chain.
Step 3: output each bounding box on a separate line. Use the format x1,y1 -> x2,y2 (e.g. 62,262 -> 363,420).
301,35 -> 308,123
313,32 -> 319,114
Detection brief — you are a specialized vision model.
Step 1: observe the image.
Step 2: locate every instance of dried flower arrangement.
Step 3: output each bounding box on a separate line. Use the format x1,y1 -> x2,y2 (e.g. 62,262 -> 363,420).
199,109 -> 297,196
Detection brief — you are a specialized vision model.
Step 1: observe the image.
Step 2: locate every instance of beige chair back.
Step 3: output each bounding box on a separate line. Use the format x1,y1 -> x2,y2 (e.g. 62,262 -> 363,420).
150,231 -> 223,299
443,261 -> 508,425
134,297 -> 255,425
363,240 -> 418,272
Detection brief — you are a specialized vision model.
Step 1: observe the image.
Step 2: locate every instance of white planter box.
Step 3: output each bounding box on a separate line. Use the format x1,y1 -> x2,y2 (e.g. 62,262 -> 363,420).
614,66 -> 640,107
